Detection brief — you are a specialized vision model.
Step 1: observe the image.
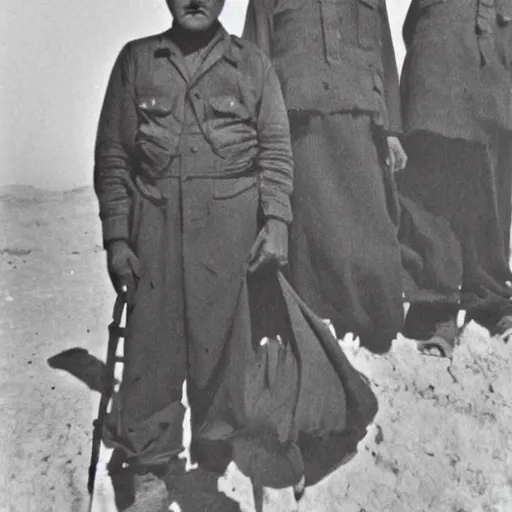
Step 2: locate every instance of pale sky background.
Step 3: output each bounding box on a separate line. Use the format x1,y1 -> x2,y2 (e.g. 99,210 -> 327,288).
0,0 -> 410,190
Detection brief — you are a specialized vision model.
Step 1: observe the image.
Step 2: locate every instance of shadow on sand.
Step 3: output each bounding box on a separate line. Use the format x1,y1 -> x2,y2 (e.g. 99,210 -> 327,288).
47,347 -> 242,512
47,347 -> 112,394
165,468 -> 241,512
107,462 -> 242,512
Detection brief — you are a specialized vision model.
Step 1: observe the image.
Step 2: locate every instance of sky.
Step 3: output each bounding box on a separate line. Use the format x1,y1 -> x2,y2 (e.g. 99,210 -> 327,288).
0,0 -> 410,190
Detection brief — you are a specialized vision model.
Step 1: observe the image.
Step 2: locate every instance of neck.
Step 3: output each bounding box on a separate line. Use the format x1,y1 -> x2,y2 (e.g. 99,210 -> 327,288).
170,21 -> 220,55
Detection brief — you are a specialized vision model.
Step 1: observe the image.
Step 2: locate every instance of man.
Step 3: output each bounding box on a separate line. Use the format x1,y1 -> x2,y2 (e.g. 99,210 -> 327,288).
243,0 -> 408,354
94,0 -> 293,507
397,0 -> 512,355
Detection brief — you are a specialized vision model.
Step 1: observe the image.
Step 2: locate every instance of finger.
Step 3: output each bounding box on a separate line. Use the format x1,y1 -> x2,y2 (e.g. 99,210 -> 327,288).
109,259 -> 130,280
277,256 -> 288,267
268,246 -> 288,268
119,273 -> 133,293
248,232 -> 265,264
273,251 -> 288,268
113,279 -> 125,297
248,250 -> 271,273
278,243 -> 288,263
248,257 -> 262,273
388,150 -> 396,173
399,153 -> 408,171
121,274 -> 136,307
110,251 -> 127,273
394,149 -> 406,171
128,253 -> 141,278
118,275 -> 130,295
127,286 -> 136,308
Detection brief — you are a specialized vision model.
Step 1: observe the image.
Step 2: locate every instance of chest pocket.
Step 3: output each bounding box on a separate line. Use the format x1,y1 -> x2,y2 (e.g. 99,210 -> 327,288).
497,0 -> 512,21
271,0 -> 307,57
204,96 -> 258,164
209,96 -> 252,121
496,0 -> 512,67
357,0 -> 382,50
320,0 -> 382,55
273,0 -> 306,17
135,97 -> 183,179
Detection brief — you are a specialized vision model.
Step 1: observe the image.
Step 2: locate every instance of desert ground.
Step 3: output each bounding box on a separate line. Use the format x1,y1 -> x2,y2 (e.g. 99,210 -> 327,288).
1,185 -> 511,512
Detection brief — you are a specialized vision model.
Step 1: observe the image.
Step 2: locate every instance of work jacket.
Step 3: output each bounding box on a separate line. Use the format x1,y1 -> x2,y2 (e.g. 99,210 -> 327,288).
401,0 -> 512,142
94,25 -> 294,244
242,0 -> 402,132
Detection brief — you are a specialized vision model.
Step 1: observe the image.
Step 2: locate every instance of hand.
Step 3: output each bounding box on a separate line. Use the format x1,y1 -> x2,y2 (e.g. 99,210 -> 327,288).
248,218 -> 288,273
107,240 -> 140,306
386,136 -> 408,172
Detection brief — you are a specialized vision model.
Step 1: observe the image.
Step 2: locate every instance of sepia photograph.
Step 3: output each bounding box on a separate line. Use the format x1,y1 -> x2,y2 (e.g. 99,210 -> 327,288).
1,0 -> 512,510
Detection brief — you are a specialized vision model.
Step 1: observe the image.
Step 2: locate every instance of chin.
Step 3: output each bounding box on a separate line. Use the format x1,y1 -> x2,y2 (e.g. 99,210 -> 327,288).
180,18 -> 215,32
185,24 -> 213,32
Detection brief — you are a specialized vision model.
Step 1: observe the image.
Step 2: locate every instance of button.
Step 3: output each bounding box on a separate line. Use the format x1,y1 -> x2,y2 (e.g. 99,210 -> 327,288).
190,146 -> 199,153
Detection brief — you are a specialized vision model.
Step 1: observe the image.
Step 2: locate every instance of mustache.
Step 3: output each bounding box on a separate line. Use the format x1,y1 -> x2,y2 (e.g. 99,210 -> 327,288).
184,2 -> 208,11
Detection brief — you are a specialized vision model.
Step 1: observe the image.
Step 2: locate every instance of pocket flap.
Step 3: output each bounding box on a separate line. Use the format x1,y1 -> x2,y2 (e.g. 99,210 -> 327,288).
274,0 -> 305,15
209,96 -> 252,120
213,176 -> 258,199
138,97 -> 174,117
497,0 -> 512,22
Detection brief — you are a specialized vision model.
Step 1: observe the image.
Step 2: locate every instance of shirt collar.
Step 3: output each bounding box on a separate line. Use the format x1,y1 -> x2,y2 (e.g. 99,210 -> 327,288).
153,23 -> 242,68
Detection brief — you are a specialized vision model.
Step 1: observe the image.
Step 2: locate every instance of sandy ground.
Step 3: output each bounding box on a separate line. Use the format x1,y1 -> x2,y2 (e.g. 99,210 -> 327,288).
1,185 -> 511,512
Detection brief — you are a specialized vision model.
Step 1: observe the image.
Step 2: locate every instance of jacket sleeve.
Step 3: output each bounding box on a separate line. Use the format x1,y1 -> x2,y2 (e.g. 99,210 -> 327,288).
242,0 -> 275,56
380,2 -> 403,135
255,60 -> 294,224
93,43 -> 138,246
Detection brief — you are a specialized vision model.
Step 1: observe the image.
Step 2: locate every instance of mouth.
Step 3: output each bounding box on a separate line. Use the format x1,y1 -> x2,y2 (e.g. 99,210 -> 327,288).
184,7 -> 207,16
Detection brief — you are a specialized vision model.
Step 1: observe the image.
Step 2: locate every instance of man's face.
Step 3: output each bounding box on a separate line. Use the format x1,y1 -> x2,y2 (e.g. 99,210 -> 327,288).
166,0 -> 225,32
